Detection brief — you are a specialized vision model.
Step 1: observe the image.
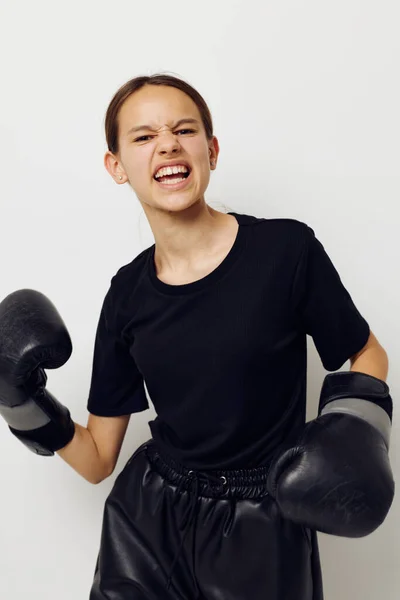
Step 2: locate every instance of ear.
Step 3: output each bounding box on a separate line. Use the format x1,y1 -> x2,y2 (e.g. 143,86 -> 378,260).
209,136 -> 220,166
104,151 -> 126,184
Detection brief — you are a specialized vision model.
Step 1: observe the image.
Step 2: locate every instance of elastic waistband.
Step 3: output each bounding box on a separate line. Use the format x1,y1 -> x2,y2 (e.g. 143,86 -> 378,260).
145,441 -> 271,500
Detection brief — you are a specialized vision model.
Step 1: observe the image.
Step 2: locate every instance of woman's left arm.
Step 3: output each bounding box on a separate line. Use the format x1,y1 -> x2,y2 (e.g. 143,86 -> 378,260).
350,330 -> 389,382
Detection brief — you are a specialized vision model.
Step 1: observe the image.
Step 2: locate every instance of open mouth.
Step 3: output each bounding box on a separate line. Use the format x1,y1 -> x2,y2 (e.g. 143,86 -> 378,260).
154,169 -> 191,182
154,168 -> 192,189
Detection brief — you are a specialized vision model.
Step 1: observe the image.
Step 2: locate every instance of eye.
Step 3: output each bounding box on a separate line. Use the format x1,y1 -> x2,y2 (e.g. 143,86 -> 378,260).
134,129 -> 196,142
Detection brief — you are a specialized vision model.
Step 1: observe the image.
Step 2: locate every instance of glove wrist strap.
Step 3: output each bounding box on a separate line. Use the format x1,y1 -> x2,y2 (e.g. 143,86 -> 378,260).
320,397 -> 391,449
319,371 -> 393,449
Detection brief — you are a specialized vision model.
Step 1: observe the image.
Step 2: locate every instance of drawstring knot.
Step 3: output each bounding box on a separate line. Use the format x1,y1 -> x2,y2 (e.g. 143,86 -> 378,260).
165,469 -> 226,594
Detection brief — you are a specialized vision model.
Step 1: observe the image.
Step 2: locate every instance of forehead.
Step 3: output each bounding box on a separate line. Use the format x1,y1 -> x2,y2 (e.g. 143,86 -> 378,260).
119,85 -> 200,130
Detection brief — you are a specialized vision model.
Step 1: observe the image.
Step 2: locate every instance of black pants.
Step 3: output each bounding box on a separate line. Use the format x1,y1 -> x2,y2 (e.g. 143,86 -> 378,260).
89,439 -> 323,599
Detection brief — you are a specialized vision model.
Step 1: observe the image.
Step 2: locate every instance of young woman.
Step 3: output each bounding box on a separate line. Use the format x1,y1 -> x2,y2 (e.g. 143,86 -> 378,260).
0,74 -> 394,600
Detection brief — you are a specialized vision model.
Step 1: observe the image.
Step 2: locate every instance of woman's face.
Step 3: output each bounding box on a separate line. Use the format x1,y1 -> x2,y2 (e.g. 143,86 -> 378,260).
105,85 -> 219,211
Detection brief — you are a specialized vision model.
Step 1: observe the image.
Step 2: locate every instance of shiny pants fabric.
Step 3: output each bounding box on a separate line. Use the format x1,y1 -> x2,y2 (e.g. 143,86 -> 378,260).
89,439 -> 323,600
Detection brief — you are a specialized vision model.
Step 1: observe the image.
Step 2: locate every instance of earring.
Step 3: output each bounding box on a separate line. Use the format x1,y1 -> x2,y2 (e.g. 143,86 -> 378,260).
119,176 -> 122,180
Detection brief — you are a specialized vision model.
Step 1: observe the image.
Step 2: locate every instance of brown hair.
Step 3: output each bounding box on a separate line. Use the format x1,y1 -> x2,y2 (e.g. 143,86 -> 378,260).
104,73 -> 214,155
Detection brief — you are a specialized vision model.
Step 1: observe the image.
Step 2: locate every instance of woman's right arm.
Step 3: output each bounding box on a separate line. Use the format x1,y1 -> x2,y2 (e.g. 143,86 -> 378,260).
56,414 -> 131,484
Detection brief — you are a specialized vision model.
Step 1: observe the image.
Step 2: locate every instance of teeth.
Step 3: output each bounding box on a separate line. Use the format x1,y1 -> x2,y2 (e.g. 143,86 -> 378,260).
155,165 -> 189,179
158,177 -> 186,185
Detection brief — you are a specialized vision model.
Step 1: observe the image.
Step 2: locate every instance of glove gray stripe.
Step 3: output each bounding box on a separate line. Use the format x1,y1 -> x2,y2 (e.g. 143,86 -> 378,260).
320,397 -> 391,449
0,397 -> 50,430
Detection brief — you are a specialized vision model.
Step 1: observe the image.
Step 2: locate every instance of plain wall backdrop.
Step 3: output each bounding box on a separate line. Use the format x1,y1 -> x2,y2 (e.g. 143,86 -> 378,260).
0,1 -> 399,598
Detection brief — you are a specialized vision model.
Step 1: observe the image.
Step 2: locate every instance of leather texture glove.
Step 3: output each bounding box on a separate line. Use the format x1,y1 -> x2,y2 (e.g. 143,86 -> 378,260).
0,289 -> 75,456
267,371 -> 395,537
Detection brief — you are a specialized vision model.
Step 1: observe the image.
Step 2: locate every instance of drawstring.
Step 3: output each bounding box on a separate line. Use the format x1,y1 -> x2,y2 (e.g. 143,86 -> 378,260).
147,446 -> 271,594
165,469 -> 227,595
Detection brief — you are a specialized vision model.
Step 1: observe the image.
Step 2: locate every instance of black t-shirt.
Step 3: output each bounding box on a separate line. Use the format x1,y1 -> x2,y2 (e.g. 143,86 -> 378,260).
86,212 -> 370,470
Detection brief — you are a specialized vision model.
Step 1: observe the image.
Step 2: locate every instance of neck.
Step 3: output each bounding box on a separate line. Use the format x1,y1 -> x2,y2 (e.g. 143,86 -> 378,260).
143,202 -> 228,273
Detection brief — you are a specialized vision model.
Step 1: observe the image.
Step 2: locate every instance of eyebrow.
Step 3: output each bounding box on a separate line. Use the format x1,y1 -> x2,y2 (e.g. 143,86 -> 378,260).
126,118 -> 200,136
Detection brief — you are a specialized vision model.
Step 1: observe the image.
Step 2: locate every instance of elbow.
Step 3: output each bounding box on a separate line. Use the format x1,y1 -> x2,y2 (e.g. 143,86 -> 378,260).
90,476 -> 105,485
89,464 -> 115,485
90,474 -> 110,485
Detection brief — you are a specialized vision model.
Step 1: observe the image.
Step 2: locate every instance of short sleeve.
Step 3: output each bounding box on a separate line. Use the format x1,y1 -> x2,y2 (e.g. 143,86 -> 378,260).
291,225 -> 370,372
86,285 -> 149,417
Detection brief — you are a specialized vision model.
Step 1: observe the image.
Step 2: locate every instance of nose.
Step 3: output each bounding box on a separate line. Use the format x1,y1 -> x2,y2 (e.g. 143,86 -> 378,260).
156,129 -> 182,154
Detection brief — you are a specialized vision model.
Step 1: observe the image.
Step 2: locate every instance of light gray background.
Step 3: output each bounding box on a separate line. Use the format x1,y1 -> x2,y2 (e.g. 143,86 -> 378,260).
0,1 -> 399,598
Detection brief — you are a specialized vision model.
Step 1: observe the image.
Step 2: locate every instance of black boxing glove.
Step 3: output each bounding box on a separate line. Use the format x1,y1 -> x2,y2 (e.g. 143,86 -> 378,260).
266,371 -> 395,537
0,289 -> 75,456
